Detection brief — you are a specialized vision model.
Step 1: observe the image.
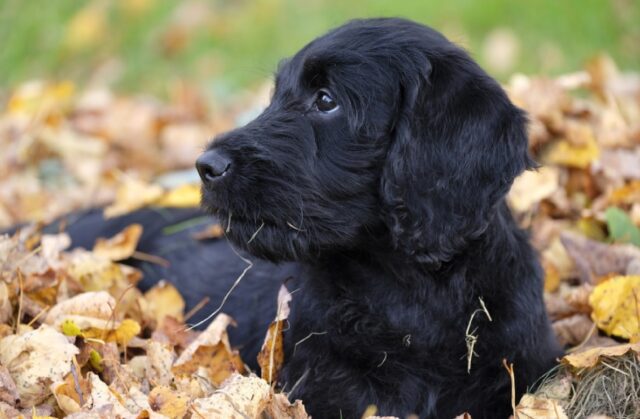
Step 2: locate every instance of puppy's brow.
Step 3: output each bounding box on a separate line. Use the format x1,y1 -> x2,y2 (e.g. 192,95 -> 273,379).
301,58 -> 329,89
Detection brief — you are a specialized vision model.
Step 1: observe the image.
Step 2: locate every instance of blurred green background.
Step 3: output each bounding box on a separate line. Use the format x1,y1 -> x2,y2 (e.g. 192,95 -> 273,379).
1,0 -> 638,99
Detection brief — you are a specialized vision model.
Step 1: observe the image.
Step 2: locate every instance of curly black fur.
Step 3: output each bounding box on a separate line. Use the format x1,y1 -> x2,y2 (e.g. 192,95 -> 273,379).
197,18 -> 561,419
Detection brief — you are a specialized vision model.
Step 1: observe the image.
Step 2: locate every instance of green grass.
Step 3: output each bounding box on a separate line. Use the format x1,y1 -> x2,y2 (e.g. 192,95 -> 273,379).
0,0 -> 638,98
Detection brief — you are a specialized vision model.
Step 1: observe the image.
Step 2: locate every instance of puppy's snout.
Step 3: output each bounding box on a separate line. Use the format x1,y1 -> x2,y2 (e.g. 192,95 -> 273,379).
196,149 -> 231,186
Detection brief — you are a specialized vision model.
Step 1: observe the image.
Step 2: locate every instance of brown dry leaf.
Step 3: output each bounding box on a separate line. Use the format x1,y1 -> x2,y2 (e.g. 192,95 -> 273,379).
265,393 -> 309,419
192,223 -> 225,240
92,224 -> 143,261
152,316 -> 197,349
145,340 -> 176,387
0,326 -> 79,407
515,394 -> 568,419
40,233 -> 71,268
51,369 -> 91,415
85,372 -> 131,416
172,313 -> 244,385
598,148 -> 640,181
560,231 -> 640,284
589,275 -> 640,339
0,365 -> 19,406
509,167 -> 560,213
542,237 -> 576,284
172,342 -> 244,386
144,280 -> 185,324
160,124 -> 210,167
562,342 -> 640,369
258,285 -> 291,384
174,313 -> 234,362
121,385 -> 155,417
545,283 -> 593,323
552,314 -> 595,347
258,320 -> 287,384
148,385 -> 189,418
0,281 -> 12,324
191,374 -> 271,418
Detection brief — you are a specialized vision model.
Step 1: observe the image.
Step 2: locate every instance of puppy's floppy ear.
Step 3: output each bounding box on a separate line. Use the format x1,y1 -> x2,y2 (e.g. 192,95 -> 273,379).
380,51 -> 534,266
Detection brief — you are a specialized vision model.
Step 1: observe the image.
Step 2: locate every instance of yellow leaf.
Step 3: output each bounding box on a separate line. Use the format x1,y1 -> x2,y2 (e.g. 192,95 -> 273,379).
576,218 -> 606,242
543,136 -> 599,169
65,4 -> 107,51
7,81 -> 75,116
562,342 -> 640,369
156,183 -> 201,208
144,281 -> 185,324
113,318 -> 141,345
148,385 -> 189,418
67,251 -> 132,292
84,319 -> 141,345
104,178 -> 164,219
93,224 -> 143,261
542,259 -> 560,293
609,180 -> 640,206
589,275 -> 640,339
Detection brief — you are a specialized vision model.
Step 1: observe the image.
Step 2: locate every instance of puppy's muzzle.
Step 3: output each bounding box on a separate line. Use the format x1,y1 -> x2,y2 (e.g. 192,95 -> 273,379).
196,149 -> 231,187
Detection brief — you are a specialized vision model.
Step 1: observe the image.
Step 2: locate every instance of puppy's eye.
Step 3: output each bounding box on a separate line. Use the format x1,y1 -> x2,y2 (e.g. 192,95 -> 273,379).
314,91 -> 338,113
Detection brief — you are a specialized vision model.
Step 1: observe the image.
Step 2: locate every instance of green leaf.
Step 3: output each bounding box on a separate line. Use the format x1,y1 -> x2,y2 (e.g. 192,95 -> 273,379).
605,207 -> 640,247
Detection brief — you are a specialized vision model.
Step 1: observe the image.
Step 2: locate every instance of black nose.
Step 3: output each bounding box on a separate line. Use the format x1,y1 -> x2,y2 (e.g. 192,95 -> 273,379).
196,149 -> 231,185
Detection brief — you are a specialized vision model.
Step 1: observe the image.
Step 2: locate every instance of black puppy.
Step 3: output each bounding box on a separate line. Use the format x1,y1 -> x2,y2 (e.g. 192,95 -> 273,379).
20,18 -> 560,419
196,18 -> 560,418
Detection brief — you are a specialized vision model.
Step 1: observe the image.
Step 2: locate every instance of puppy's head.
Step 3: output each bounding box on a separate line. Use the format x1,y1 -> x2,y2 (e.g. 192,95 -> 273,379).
197,18 -> 533,264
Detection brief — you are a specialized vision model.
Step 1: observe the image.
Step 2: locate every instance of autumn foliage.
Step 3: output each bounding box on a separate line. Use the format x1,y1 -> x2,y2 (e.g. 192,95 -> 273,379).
1,55 -> 640,418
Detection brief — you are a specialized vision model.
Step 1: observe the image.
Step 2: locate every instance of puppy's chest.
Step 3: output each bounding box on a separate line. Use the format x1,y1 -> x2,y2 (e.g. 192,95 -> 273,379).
286,284 -> 464,368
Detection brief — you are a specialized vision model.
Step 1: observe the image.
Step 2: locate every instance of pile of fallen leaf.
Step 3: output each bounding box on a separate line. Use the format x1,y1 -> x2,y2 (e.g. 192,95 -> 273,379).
0,79 -> 261,227
503,55 -> 640,419
0,225 -> 307,418
1,54 -> 640,418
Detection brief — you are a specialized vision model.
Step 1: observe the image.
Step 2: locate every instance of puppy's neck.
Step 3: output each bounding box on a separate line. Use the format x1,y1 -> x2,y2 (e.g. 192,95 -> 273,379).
315,200 -> 524,285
